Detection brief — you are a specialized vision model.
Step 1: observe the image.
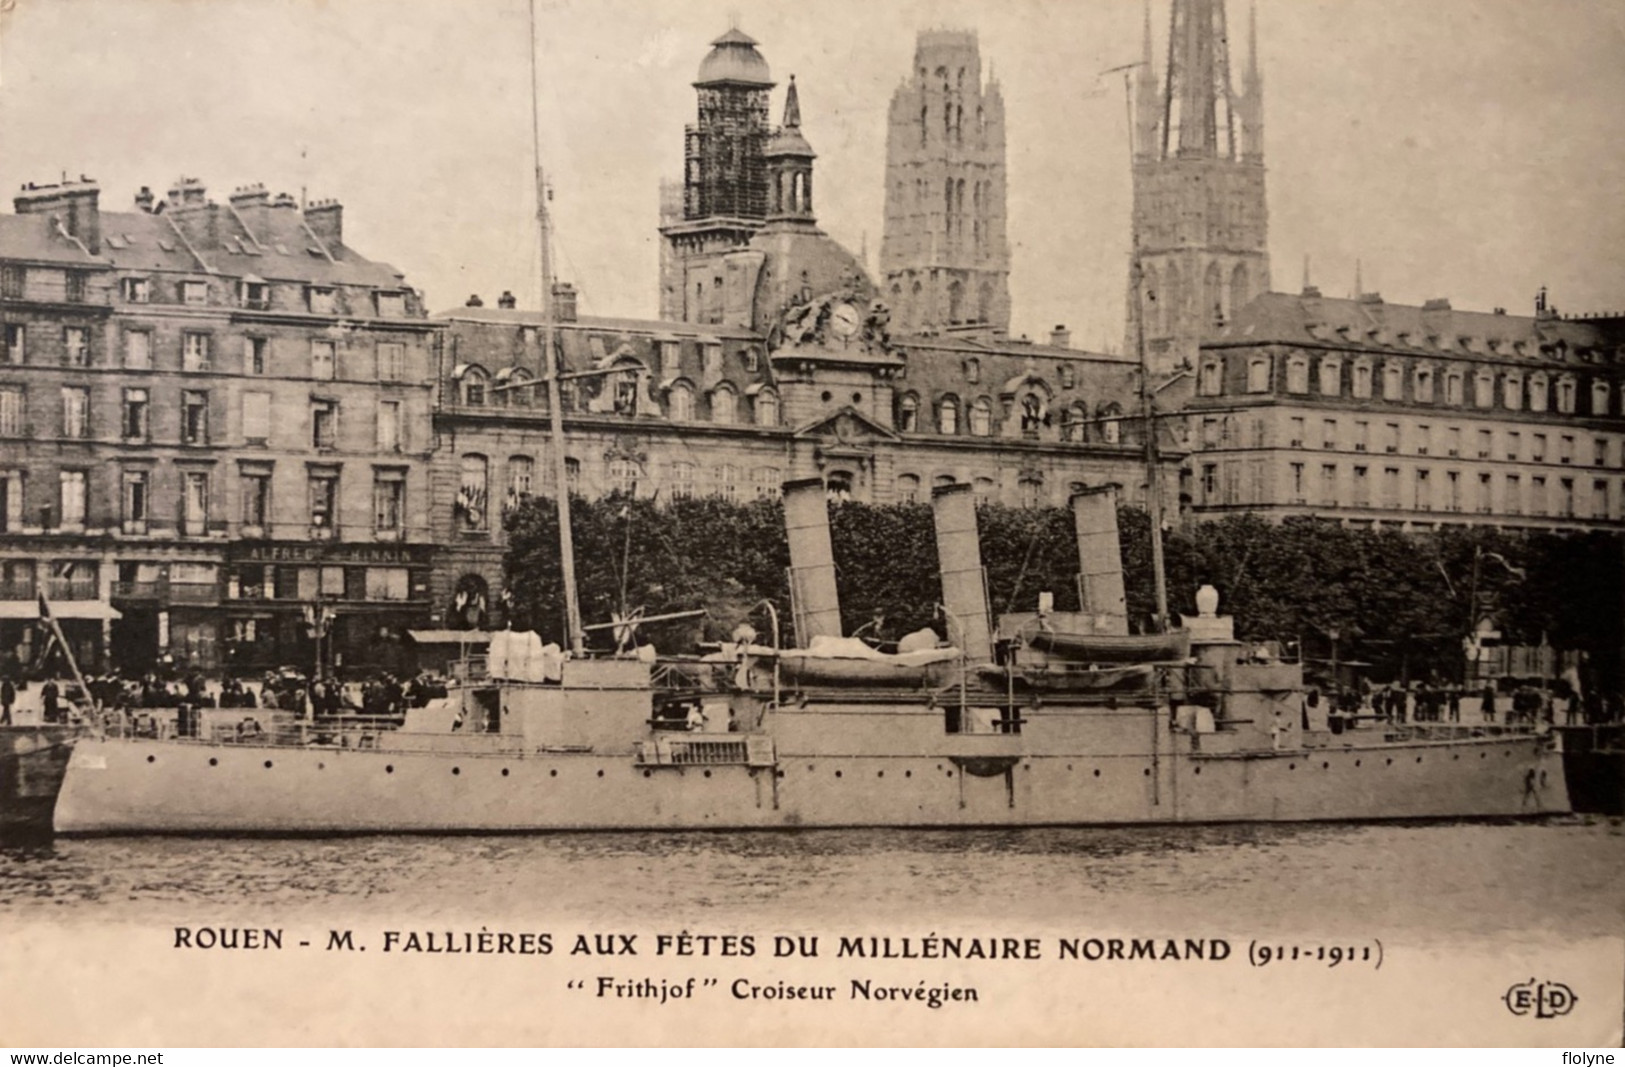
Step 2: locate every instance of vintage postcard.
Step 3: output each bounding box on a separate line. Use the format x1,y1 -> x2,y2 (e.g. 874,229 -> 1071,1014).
0,0 -> 1622,1047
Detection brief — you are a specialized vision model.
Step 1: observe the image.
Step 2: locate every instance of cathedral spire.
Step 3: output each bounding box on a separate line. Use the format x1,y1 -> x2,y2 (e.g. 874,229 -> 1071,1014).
782,73 -> 801,129
1162,0 -> 1238,161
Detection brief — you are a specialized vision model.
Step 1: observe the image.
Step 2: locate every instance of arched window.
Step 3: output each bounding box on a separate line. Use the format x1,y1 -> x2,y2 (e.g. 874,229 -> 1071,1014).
504,455 -> 534,514
896,473 -> 921,504
1592,379 -> 1611,416
507,368 -> 533,407
1352,360 -> 1373,399
460,366 -> 488,406
1229,263 -> 1251,321
896,392 -> 920,432
754,387 -> 779,427
1383,362 -> 1403,400
972,476 -> 996,501
1019,394 -> 1043,435
1100,403 -> 1123,444
1019,474 -> 1044,509
963,357 -> 980,384
1063,401 -> 1087,443
1474,370 -> 1494,408
948,280 -> 964,323
1528,372 -> 1549,413
612,370 -> 639,416
1444,371 -> 1464,406
969,396 -> 993,437
1246,357 -> 1270,393
1414,364 -> 1434,403
1318,357 -> 1342,397
933,474 -> 957,489
938,395 -> 960,435
710,384 -> 737,425
456,454 -> 488,531
1285,355 -> 1309,394
1504,371 -> 1523,410
1205,261 -> 1225,326
1555,375 -> 1576,414
668,382 -> 694,422
1198,359 -> 1223,397
825,470 -> 853,501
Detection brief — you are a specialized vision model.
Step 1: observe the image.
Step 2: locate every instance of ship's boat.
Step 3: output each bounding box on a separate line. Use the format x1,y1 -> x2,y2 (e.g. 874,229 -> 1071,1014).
976,662 -> 1156,693
764,636 -> 960,689
1024,629 -> 1191,664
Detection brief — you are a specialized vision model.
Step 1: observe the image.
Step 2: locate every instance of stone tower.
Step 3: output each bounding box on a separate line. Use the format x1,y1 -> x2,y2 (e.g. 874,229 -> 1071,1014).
659,28 -> 776,324
879,30 -> 1010,338
1129,0 -> 1268,373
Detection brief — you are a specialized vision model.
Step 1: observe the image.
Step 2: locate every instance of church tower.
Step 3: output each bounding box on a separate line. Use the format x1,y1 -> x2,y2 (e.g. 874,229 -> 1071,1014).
1129,0 -> 1269,373
879,30 -> 1010,338
659,28 -> 776,323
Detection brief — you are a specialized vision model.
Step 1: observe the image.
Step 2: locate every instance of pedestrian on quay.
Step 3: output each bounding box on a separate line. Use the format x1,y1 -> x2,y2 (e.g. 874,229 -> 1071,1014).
41,679 -> 60,724
0,676 -> 14,725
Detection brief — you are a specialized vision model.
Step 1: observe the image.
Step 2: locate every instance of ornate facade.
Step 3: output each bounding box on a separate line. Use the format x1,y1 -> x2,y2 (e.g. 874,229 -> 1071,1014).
879,30 -> 1010,338
1130,0 -> 1269,374
1184,289 -> 1625,531
0,178 -> 440,675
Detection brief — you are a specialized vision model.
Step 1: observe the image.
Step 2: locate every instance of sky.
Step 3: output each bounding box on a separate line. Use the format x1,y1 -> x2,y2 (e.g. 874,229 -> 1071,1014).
2,0 -> 1623,350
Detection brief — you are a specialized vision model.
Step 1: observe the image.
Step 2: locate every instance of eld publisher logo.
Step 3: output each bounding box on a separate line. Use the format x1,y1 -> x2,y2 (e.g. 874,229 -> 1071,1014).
1503,977 -> 1577,1019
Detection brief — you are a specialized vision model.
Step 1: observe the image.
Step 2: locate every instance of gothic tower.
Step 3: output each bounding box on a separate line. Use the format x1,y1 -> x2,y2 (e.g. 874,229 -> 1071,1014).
879,30 -> 1011,338
1129,0 -> 1268,373
659,28 -> 776,323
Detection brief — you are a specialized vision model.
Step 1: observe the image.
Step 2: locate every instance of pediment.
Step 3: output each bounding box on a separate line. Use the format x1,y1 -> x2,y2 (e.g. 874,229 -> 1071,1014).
791,405 -> 900,444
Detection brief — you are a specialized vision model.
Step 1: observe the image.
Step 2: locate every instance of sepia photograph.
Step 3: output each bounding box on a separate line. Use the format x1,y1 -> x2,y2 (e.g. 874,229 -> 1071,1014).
0,0 -> 1622,1048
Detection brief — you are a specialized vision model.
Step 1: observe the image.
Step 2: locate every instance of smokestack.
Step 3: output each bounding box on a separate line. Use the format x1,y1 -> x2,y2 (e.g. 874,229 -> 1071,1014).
1070,485 -> 1128,635
782,477 -> 842,646
931,483 -> 992,663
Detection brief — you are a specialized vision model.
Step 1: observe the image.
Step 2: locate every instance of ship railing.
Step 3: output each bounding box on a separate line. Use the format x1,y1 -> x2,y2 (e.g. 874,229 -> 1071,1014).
1386,722 -> 1546,744
636,734 -> 775,768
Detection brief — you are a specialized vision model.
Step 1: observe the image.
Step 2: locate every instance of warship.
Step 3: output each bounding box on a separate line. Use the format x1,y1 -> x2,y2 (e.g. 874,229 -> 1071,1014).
53,481 -> 1570,834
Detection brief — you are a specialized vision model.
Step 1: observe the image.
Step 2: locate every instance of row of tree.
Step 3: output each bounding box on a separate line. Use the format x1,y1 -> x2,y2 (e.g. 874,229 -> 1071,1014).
503,495 -> 1623,686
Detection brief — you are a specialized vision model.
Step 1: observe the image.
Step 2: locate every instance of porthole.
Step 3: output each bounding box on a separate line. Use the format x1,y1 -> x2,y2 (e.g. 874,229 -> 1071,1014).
643,770 -> 651,779
1385,758 -> 1393,766
904,770 -> 912,778
703,770 -> 712,779
386,764 -> 394,773
549,769 -> 557,778
1354,759 -> 1361,767
877,770 -> 884,778
1194,767 -> 1201,775
1415,756 -> 1423,764
207,757 -> 217,767
835,770 -> 843,778
146,755 -> 156,764
1142,768 -> 1151,777
1322,761 -> 1329,770
1288,763 -> 1296,770
1452,754 -> 1459,761
1093,769 -> 1101,777
264,760 -> 273,769
452,767 -> 461,775
501,768 -> 510,777
596,769 -> 604,778
318,762 -> 325,770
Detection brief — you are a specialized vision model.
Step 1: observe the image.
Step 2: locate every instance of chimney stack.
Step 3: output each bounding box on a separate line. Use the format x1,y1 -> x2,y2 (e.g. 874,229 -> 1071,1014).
1049,324 -> 1071,348
304,198 -> 343,250
14,177 -> 101,253
133,186 -> 155,213
931,483 -> 992,663
782,477 -> 843,646
497,290 -> 518,310
551,281 -> 578,323
165,177 -> 218,249
228,183 -> 270,243
1070,486 -> 1128,635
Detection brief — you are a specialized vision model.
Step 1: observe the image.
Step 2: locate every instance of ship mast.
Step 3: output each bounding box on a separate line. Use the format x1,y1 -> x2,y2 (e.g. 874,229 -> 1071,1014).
529,0 -> 585,655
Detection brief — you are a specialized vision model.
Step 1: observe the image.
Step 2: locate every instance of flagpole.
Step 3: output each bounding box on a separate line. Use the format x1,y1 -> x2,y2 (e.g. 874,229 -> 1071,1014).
37,591 -> 98,717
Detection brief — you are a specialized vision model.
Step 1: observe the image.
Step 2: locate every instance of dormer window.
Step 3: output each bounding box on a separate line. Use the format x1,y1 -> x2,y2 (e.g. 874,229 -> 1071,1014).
122,278 -> 149,303
1414,365 -> 1434,404
1318,356 -> 1342,397
375,291 -> 406,318
306,286 -> 336,315
240,280 -> 270,310
1382,361 -> 1403,400
1528,372 -> 1549,413
1285,355 -> 1309,394
1504,371 -> 1523,410
1556,375 -> 1577,414
1198,359 -> 1223,397
1351,360 -> 1373,399
182,280 -> 208,306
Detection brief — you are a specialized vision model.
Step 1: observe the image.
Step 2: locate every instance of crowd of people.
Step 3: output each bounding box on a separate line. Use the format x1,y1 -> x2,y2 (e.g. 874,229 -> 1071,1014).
1308,677 -> 1625,728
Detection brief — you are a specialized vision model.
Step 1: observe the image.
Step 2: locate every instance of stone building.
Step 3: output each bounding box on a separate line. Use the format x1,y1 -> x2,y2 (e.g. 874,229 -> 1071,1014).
879,30 -> 1011,338
1130,0 -> 1269,374
1183,288 -> 1625,531
0,177 -> 440,675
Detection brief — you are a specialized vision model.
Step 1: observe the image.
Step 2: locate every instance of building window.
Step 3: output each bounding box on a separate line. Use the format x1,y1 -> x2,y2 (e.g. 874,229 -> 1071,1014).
1318,357 -> 1341,396
307,287 -> 336,315
456,455 -> 488,530
711,385 -> 737,425
969,397 -> 993,436
311,339 -> 337,381
1446,426 -> 1461,457
1382,362 -> 1403,401
243,391 -> 270,444
376,401 -> 400,452
667,382 -> 694,422
239,279 -> 269,309
1415,424 -> 1430,456
1559,435 -> 1574,465
1503,372 -> 1523,410
123,471 -> 150,533
240,336 -> 266,376
121,277 -> 150,303
1556,376 -> 1577,414
1532,433 -> 1546,463
613,372 -> 639,416
1478,472 -> 1493,514
1444,372 -> 1464,405
1531,475 -> 1547,515
1285,356 -> 1309,394
1353,420 -> 1369,452
1062,402 -> 1087,443
1,324 -> 23,365
1559,477 -> 1575,517
1321,418 -> 1337,450
1320,463 -> 1338,506
320,565 -> 346,597
1059,364 -> 1076,389
0,386 -> 23,440
896,473 -> 921,503
1352,465 -> 1370,508
309,471 -> 339,530
964,357 -> 981,384
938,395 -> 960,435
1592,380 -> 1611,417
1101,405 -> 1122,444
505,456 -> 534,512
1595,438 -> 1609,467
182,280 -> 208,306
377,342 -> 405,382
1414,365 -> 1434,403
312,400 -> 339,450
1446,470 -> 1462,512
365,567 -> 410,601
182,390 -> 209,445
754,388 -> 779,427
58,470 -> 87,528
1019,394 -> 1043,436
63,326 -> 89,367
182,332 -> 211,372
375,292 -> 406,318
1505,474 -> 1522,514
373,473 -> 405,533
670,461 -> 696,499
1198,360 -> 1222,396
1204,463 -> 1221,501
715,463 -> 738,501
897,393 -> 920,432
608,458 -> 639,496
1246,357 -> 1270,393
1475,370 -> 1494,408
564,457 -> 580,491
1528,372 -> 1549,413
825,470 -> 853,502
1351,361 -> 1372,399
753,466 -> 781,499
1383,422 -> 1399,453
240,471 -> 269,530
1594,479 -> 1611,519
183,471 -> 210,535
1507,430 -> 1521,461
1414,468 -> 1431,511
60,387 -> 89,439
122,388 -> 149,440
1382,467 -> 1400,509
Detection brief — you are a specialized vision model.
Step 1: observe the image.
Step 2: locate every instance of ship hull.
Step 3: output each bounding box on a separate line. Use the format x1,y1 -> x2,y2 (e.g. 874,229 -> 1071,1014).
55,714 -> 1569,835
1,726 -> 78,833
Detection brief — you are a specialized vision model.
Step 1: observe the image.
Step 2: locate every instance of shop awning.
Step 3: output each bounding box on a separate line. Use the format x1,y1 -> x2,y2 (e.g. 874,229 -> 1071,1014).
0,601 -> 122,621
406,629 -> 491,645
